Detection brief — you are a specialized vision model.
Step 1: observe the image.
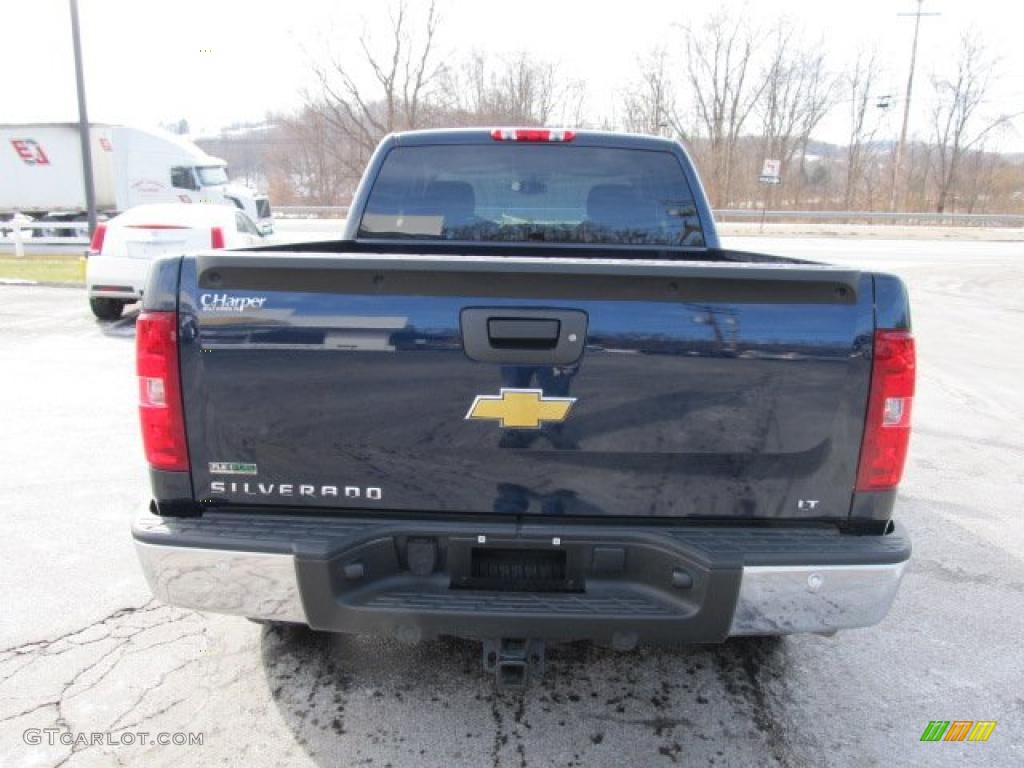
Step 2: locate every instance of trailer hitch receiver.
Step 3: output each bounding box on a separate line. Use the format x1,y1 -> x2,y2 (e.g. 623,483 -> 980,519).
482,638 -> 546,689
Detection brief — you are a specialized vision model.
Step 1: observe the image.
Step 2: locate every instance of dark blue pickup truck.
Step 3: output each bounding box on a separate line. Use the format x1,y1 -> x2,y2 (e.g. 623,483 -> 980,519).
132,128 -> 914,686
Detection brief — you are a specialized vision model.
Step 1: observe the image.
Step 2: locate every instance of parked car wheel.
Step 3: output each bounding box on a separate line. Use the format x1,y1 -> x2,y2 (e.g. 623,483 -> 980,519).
89,297 -> 124,321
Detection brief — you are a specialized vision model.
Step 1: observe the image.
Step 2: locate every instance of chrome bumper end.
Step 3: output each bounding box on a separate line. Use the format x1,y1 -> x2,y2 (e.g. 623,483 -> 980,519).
728,562 -> 908,636
133,541 -> 307,623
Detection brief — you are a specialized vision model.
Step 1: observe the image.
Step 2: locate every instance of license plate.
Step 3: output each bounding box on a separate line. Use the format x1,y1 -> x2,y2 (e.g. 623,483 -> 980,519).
125,241 -> 184,260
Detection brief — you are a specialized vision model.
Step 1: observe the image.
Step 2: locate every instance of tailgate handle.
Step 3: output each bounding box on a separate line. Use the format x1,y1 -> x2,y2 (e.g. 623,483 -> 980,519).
487,318 -> 560,349
461,308 -> 588,365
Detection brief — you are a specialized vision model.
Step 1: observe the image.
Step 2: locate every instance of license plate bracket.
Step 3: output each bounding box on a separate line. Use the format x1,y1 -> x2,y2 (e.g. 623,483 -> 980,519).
449,539 -> 583,592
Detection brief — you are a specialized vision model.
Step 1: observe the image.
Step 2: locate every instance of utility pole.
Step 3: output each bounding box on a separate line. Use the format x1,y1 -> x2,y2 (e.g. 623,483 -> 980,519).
888,0 -> 940,212
69,0 -> 97,238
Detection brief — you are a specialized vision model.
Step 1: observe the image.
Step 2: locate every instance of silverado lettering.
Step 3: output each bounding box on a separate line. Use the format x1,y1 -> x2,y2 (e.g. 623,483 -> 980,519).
132,128 -> 914,688
209,481 -> 382,500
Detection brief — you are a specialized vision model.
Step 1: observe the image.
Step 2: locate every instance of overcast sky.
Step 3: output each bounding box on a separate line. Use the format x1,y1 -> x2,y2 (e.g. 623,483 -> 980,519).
3,0 -> 1022,150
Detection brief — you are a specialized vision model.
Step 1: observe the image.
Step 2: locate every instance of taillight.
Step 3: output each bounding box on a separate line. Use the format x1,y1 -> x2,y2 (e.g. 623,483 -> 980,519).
88,223 -> 107,254
856,330 -> 916,490
210,226 -> 226,249
490,128 -> 576,142
136,311 -> 188,471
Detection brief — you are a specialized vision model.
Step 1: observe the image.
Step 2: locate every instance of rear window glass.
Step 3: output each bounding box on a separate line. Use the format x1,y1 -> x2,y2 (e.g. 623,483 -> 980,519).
358,144 -> 704,247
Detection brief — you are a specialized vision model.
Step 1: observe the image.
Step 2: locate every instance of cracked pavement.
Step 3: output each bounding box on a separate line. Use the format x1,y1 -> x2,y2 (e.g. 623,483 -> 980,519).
2,237 -> 1023,767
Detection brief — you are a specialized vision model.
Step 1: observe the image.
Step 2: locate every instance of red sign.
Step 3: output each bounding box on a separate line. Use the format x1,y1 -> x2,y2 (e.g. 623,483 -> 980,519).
11,139 -> 50,166
99,138 -> 113,151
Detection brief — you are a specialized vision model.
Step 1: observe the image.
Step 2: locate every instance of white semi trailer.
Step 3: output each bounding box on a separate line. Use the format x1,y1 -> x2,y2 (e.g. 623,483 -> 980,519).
0,123 -> 272,232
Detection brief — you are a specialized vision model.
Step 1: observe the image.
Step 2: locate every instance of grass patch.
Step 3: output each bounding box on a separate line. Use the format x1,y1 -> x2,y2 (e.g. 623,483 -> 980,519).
0,255 -> 85,284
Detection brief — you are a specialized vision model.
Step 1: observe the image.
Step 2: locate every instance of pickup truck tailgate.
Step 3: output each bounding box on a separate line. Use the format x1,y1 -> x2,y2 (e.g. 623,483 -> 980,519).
179,253 -> 873,521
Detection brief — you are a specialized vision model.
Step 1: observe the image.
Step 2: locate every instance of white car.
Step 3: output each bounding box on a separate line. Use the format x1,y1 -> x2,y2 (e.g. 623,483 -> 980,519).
86,203 -> 265,320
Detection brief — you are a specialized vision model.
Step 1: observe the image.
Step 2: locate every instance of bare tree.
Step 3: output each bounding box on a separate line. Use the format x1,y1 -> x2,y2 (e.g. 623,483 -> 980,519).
560,77 -> 589,128
478,51 -> 555,123
930,33 -> 1015,213
309,0 -> 443,173
622,49 -> 676,137
758,28 -> 802,169
957,147 -> 999,213
445,51 -> 584,126
843,50 -> 884,208
790,47 -> 837,207
280,107 -> 363,204
259,16 -> 1024,215
758,30 -> 837,206
682,12 -> 768,206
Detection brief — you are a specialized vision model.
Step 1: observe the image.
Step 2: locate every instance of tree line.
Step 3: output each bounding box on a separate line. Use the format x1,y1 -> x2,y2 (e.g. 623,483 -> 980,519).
198,2 -> 1023,215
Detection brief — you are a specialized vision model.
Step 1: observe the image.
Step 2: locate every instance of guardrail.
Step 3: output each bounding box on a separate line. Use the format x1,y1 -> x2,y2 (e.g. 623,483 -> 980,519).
0,220 -> 90,257
713,209 -> 1024,227
275,206 -> 350,218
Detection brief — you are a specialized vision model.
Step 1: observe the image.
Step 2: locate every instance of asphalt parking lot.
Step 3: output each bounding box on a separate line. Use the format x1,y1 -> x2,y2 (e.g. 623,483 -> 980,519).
1,236 -> 1022,767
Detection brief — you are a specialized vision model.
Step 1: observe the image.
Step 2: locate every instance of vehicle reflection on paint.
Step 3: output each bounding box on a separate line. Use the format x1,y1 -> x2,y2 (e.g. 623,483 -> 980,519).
496,364 -> 580,450
491,363 -> 586,515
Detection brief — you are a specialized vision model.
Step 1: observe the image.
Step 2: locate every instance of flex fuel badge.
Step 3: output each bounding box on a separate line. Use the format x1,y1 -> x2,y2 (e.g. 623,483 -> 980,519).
209,462 -> 258,476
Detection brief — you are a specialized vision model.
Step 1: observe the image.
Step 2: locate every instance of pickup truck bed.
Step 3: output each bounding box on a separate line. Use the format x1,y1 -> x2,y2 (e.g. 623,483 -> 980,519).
131,129 -> 913,684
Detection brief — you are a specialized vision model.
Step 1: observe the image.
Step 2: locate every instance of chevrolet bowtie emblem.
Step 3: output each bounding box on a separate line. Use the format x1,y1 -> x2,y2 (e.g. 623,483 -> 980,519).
465,388 -> 576,429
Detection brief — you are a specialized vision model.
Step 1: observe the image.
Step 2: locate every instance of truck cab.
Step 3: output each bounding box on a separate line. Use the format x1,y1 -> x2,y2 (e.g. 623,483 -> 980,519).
111,126 -> 274,234
167,161 -> 273,234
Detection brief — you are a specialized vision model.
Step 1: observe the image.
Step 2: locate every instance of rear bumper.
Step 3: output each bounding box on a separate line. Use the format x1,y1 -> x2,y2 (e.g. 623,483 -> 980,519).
132,510 -> 910,642
85,255 -> 147,300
